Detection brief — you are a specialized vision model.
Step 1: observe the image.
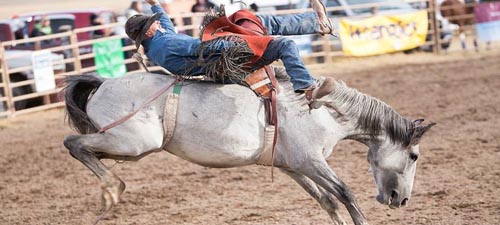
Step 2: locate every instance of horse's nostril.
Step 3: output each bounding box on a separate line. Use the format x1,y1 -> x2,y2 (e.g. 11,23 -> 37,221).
401,198 -> 408,206
391,191 -> 397,200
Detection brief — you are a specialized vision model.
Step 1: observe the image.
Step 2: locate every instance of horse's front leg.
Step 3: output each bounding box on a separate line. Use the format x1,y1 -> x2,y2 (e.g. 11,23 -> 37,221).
281,168 -> 346,225
290,156 -> 368,225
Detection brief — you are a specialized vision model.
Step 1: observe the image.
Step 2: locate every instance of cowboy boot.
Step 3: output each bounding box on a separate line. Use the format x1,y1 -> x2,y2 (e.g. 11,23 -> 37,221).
304,77 -> 336,101
310,0 -> 335,36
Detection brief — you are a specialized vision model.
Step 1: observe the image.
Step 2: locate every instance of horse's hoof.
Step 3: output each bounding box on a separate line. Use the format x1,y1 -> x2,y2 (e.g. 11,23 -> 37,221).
101,177 -> 126,206
101,191 -> 114,212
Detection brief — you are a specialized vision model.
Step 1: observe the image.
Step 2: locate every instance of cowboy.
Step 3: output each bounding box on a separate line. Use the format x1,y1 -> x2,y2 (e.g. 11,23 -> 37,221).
125,0 -> 336,101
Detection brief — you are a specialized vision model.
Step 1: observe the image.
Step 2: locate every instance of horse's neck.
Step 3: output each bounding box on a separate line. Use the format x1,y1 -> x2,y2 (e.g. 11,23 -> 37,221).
322,81 -> 412,145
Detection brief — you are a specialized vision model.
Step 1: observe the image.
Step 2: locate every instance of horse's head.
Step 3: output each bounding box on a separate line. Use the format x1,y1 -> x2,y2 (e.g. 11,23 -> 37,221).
367,119 -> 435,209
320,80 -> 436,209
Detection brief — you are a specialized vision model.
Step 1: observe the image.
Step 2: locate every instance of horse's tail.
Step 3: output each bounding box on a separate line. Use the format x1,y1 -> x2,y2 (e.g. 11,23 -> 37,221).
63,75 -> 103,134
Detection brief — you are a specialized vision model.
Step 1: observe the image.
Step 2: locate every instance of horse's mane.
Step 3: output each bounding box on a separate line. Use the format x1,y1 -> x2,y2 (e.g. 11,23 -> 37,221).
326,81 -> 414,146
271,66 -> 413,146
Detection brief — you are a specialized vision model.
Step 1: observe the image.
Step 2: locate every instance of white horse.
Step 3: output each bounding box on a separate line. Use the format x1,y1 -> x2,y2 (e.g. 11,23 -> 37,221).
63,69 -> 435,225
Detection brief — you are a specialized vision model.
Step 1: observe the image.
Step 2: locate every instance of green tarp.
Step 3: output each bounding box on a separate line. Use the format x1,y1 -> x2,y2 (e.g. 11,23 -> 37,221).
93,39 -> 126,78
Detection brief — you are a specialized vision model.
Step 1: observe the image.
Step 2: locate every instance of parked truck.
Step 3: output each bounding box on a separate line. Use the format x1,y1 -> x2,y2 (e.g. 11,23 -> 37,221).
0,50 -> 65,111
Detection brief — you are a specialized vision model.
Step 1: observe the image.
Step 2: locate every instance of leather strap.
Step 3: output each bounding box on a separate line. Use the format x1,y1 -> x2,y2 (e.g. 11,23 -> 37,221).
269,88 -> 278,181
256,65 -> 279,181
264,65 -> 279,91
98,77 -> 182,133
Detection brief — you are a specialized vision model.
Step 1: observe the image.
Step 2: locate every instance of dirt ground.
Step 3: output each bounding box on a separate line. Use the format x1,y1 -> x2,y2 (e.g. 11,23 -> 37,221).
1,48 -> 500,225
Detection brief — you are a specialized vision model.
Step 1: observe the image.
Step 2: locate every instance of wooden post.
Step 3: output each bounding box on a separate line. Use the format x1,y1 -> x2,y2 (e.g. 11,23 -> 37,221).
192,14 -> 200,37
429,0 -> 441,54
322,6 -> 333,67
70,32 -> 82,74
43,95 -> 51,105
322,35 -> 332,66
0,43 -> 15,117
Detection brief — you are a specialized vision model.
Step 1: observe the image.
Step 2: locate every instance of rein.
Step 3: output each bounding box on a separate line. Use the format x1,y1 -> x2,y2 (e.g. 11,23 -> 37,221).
98,76 -> 182,133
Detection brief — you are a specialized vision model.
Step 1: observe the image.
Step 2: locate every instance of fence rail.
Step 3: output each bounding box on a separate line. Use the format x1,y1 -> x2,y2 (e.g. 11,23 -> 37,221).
0,0 -> 493,118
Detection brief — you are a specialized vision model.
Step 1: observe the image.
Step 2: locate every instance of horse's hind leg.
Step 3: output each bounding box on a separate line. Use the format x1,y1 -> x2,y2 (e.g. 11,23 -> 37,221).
281,169 -> 346,225
64,134 -> 127,211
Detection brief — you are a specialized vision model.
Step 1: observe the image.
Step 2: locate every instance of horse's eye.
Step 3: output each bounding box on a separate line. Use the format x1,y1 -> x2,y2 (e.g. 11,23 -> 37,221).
409,153 -> 419,162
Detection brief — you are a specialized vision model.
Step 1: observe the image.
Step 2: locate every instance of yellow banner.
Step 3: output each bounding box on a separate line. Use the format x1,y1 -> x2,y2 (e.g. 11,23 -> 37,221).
339,11 -> 428,56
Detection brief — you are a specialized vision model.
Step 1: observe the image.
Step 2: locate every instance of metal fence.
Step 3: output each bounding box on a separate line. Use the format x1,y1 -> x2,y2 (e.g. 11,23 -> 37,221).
0,0 -> 494,118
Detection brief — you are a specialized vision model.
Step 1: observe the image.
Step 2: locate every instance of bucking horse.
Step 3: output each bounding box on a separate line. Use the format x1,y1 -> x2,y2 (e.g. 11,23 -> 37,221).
63,68 -> 435,225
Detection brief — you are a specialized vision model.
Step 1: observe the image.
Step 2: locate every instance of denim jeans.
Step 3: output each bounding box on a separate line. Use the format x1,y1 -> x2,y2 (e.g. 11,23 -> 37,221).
255,13 -> 320,90
257,12 -> 320,36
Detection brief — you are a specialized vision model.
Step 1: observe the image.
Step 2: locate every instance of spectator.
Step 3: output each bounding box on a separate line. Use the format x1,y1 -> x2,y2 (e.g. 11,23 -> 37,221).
183,0 -> 216,36
191,0 -> 216,13
90,14 -> 113,38
10,14 -> 26,39
249,3 -> 259,12
31,16 -> 52,37
90,13 -> 105,38
125,0 -> 143,19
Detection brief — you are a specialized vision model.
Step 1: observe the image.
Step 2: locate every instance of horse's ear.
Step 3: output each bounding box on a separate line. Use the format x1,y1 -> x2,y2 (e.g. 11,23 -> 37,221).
413,119 -> 425,125
410,122 -> 436,146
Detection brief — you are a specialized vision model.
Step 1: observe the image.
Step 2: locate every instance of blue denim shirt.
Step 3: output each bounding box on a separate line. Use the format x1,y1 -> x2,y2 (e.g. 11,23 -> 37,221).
142,5 -> 203,75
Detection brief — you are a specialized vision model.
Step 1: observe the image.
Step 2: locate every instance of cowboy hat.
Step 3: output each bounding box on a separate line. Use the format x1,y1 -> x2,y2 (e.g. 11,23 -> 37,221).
125,13 -> 161,49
